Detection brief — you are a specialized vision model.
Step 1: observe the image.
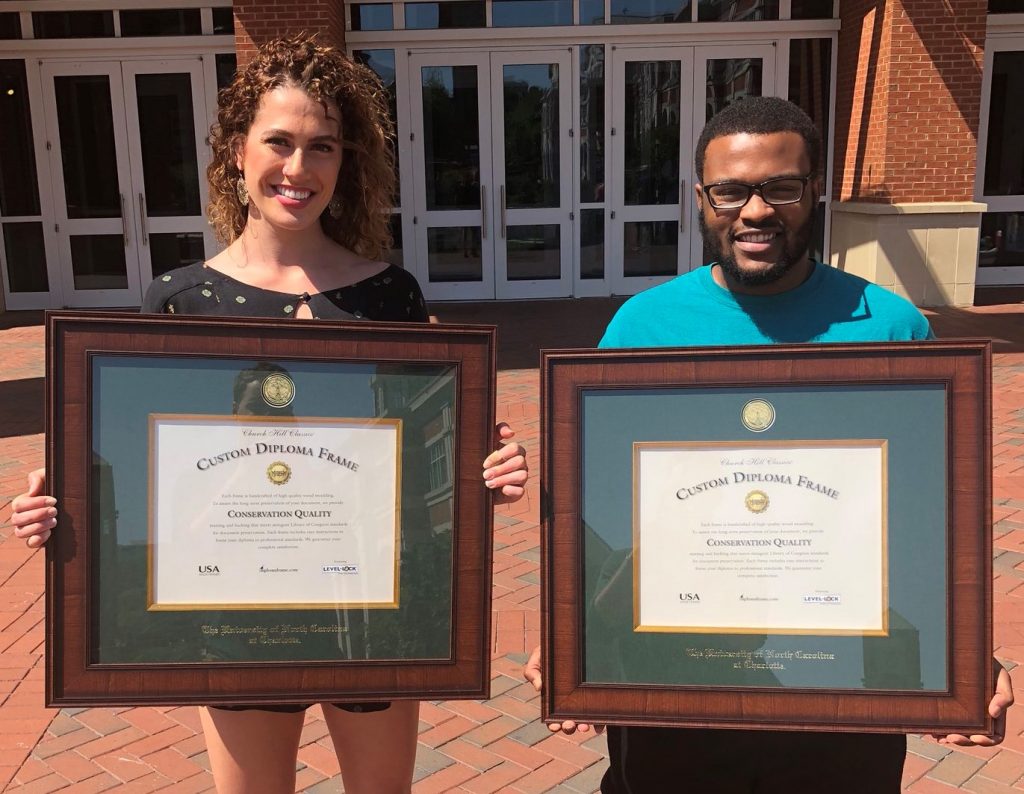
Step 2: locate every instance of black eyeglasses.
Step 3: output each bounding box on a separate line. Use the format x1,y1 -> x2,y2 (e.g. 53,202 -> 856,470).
702,175 -> 813,210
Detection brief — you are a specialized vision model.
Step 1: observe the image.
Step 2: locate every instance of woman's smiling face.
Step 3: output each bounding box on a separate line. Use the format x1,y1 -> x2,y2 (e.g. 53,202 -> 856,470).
235,84 -> 344,234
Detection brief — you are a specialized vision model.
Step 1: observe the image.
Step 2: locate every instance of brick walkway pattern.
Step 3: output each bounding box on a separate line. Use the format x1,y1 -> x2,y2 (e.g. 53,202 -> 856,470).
0,301 -> 1023,793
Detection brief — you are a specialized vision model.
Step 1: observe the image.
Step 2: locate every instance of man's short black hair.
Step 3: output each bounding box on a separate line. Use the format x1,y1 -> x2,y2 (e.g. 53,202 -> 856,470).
695,96 -> 822,183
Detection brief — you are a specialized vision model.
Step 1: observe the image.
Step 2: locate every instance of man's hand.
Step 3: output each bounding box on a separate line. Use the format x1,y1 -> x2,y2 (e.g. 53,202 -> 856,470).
483,423 -> 528,504
10,469 -> 55,549
524,646 -> 605,736
935,660 -> 1014,746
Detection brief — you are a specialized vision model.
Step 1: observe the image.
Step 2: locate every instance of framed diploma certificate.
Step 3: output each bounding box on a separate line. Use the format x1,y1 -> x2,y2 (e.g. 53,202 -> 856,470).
541,341 -> 992,735
46,312 -> 495,707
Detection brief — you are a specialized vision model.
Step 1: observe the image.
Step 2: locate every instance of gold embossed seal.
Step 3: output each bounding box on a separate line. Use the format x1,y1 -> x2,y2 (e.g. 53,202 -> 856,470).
745,490 -> 769,514
266,461 -> 292,486
261,373 -> 295,408
741,399 -> 775,432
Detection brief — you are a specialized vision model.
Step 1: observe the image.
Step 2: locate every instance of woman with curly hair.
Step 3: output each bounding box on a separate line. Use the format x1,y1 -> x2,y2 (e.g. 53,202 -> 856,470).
10,34 -> 527,794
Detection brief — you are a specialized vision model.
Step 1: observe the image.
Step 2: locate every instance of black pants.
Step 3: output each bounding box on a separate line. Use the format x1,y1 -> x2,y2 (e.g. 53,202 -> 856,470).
602,726 -> 906,794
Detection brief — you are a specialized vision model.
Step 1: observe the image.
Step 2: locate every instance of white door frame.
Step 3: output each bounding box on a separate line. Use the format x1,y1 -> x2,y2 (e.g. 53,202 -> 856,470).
975,31 -> 1024,287
40,60 -> 142,307
489,49 -> 573,299
409,50 -> 495,301
122,57 -> 212,288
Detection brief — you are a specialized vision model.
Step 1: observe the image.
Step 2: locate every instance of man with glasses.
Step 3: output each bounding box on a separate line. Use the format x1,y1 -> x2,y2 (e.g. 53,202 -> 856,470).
526,96 -> 1012,792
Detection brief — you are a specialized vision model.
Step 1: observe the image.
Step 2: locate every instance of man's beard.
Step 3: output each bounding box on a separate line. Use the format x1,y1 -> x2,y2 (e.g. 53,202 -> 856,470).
699,211 -> 815,288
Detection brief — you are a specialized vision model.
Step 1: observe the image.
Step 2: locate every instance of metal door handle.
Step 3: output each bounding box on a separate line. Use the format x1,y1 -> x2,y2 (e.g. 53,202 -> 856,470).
120,193 -> 130,246
679,179 -> 686,233
138,193 -> 148,246
500,185 -> 507,240
480,185 -> 487,240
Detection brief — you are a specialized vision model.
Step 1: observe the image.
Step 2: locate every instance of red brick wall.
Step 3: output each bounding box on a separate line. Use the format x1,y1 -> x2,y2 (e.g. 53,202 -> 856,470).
834,0 -> 986,203
233,0 -> 345,67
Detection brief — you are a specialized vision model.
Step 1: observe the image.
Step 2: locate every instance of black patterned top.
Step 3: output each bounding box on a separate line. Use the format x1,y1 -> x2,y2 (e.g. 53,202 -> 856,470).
141,261 -> 429,323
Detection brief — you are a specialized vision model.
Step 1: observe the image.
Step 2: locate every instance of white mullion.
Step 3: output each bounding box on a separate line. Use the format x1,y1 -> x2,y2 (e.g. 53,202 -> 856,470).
3,0 -> 214,10
112,10 -> 122,37
19,11 -> 32,38
200,7 -> 213,35
604,0 -> 610,24
779,0 -> 792,20
774,36 -> 789,100
393,3 -> 403,30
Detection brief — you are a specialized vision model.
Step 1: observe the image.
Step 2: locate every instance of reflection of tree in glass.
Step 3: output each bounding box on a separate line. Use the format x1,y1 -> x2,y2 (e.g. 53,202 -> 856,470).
503,66 -> 560,209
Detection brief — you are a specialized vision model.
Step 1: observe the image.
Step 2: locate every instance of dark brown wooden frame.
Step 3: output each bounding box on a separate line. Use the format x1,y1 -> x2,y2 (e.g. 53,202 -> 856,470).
46,311 -> 496,707
541,340 -> 993,734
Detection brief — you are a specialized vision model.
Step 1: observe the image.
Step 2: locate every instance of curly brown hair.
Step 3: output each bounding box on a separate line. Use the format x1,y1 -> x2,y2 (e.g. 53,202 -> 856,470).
207,34 -> 395,258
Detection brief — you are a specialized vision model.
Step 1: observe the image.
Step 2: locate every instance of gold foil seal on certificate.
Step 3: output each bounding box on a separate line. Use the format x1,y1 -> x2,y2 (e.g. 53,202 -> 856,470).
741,399 -> 775,432
266,461 -> 292,486
261,372 -> 295,408
745,489 -> 769,513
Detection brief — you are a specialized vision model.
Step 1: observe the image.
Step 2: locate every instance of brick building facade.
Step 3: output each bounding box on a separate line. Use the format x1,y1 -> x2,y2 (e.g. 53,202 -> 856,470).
0,0 -> 1021,311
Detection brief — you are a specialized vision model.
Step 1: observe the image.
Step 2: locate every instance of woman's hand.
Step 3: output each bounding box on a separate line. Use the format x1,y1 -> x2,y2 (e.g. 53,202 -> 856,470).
10,468 -> 56,549
483,423 -> 528,504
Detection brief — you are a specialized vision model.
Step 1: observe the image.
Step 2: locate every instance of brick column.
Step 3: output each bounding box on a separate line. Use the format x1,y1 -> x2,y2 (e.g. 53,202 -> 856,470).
829,0 -> 989,306
233,0 -> 345,67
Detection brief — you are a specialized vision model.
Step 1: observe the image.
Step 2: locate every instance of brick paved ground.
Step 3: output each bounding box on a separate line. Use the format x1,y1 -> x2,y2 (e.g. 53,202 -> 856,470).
0,300 -> 1022,792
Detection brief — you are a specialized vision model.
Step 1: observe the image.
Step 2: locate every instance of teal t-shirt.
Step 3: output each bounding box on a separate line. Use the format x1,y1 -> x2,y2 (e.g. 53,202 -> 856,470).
600,263 -> 933,348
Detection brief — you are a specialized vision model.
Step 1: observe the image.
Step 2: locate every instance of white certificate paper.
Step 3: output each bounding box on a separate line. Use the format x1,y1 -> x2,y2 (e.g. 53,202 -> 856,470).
148,415 -> 401,610
634,441 -> 887,635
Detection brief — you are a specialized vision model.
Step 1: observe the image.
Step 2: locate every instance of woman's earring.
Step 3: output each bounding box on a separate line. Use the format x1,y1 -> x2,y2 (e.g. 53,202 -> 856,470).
236,176 -> 249,207
328,196 -> 343,219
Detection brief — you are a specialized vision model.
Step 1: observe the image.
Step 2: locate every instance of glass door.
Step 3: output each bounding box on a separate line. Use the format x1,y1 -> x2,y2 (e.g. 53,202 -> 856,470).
41,58 -> 209,308
122,60 -> 212,283
490,50 -> 573,299
976,36 -> 1024,287
609,48 -> 695,296
41,61 -> 141,307
409,51 -> 495,301
609,44 -> 776,295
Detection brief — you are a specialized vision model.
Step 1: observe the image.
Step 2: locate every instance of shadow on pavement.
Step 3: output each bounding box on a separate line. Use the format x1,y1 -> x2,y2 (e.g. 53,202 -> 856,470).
0,377 -> 44,438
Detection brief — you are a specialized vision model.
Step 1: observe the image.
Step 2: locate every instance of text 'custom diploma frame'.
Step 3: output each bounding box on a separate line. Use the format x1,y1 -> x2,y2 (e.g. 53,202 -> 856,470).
541,340 -> 992,735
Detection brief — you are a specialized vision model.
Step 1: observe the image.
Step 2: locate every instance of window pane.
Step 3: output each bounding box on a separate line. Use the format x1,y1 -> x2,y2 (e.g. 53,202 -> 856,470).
699,0 -> 777,20
33,11 -> 114,38
611,0 -> 691,24
504,64 -> 560,208
706,58 -> 763,121
0,60 -> 41,217
54,75 -> 120,219
385,214 -> 403,267
3,222 -> 48,293
135,73 -> 201,217
120,10 -> 202,37
405,2 -> 486,28
507,225 -> 560,280
150,233 -> 205,278
0,13 -> 21,39
580,0 -> 606,23
988,1 -> 1021,12
580,45 -> 605,203
353,50 -> 399,205
493,0 -> 572,27
791,0 -> 835,18
427,227 -> 482,282
984,51 -> 1024,196
624,221 -> 677,276
979,212 -> 1024,268
70,235 -> 128,290
580,209 -> 604,279
352,4 -> 394,31
215,54 -> 237,91
624,61 -> 680,206
212,8 -> 235,34
422,66 -> 480,211
789,38 -> 832,178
